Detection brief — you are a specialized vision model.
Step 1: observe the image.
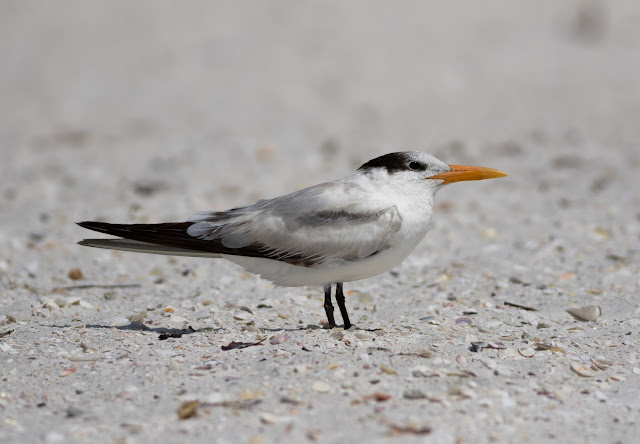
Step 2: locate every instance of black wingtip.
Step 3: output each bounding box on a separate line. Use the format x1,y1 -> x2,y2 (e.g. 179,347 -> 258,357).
77,221 -> 110,232
77,221 -> 97,228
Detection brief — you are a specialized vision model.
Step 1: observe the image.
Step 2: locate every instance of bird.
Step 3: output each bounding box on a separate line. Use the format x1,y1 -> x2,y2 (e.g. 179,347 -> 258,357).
77,151 -> 507,329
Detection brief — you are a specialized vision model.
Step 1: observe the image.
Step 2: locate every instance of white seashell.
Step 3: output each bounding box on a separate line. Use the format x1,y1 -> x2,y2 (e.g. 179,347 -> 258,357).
312,381 -> 332,393
233,311 -> 251,321
412,366 -> 433,377
128,311 -> 146,322
518,346 -> 535,357
570,362 -> 595,377
592,358 -> 613,370
269,334 -> 289,345
481,319 -> 503,329
566,305 -> 601,321
260,413 -> 292,425
168,315 -> 188,324
293,365 -> 311,374
354,332 -> 375,340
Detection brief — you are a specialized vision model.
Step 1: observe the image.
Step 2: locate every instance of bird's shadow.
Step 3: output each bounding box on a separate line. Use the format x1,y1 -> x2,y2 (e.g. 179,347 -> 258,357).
49,322 -> 377,335
83,321 -> 215,335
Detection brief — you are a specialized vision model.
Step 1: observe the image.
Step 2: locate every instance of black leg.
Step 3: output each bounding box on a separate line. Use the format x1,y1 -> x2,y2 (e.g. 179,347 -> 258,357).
335,283 -> 352,330
323,284 -> 336,328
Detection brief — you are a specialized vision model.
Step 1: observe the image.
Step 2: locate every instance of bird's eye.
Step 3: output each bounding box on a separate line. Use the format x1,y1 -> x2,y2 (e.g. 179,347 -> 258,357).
408,161 -> 423,171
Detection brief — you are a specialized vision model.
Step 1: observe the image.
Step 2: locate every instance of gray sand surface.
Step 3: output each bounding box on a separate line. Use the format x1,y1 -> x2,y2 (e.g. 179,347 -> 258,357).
1,1 -> 639,443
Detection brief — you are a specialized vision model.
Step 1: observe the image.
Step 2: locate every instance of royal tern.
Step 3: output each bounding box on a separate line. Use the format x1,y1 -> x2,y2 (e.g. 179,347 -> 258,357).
77,151 -> 507,329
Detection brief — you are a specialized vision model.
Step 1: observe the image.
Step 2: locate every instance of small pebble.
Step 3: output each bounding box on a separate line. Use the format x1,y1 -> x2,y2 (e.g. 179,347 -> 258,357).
68,268 -> 84,280
380,364 -> 397,375
59,367 -> 77,377
369,392 -> 391,402
388,421 -> 432,435
177,400 -> 199,419
280,395 -> 302,405
0,315 -> 16,326
66,406 -> 84,417
416,348 -> 434,358
269,334 -> 289,345
403,389 -> 427,400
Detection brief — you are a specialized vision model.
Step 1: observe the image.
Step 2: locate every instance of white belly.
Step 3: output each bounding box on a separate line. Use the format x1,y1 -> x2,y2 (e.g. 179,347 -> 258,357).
222,225 -> 430,287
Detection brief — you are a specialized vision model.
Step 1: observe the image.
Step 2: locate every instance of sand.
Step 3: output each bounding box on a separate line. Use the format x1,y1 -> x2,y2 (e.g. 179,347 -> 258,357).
1,1 -> 639,443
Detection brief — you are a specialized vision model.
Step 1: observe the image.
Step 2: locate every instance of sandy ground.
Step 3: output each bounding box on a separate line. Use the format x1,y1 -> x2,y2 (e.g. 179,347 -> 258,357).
1,1 -> 640,443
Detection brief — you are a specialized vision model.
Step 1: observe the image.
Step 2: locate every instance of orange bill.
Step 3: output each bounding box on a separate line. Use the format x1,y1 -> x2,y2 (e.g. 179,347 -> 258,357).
430,165 -> 508,184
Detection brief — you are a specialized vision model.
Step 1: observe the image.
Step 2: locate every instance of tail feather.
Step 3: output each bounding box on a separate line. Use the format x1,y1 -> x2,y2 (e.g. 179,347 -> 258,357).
76,221 -> 266,259
78,238 -> 222,258
77,221 -> 220,254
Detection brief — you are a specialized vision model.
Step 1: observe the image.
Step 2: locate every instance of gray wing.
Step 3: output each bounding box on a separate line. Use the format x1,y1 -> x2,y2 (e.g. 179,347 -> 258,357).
186,179 -> 402,266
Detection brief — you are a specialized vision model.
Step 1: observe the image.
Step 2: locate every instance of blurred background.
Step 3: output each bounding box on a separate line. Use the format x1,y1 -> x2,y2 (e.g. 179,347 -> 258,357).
0,0 -> 638,290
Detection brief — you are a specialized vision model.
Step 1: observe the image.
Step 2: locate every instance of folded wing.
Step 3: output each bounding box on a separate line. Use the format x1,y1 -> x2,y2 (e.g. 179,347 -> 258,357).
79,180 -> 402,267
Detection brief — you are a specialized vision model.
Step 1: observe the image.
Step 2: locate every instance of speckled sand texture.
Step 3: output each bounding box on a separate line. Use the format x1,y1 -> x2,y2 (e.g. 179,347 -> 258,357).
1,2 -> 640,443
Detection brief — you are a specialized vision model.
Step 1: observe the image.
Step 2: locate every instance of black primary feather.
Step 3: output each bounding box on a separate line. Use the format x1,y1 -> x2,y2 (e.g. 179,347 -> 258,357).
76,221 -> 320,266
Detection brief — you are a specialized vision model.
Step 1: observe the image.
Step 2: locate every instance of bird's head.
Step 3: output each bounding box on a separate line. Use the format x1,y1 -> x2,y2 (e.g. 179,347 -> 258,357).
358,151 -> 508,189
